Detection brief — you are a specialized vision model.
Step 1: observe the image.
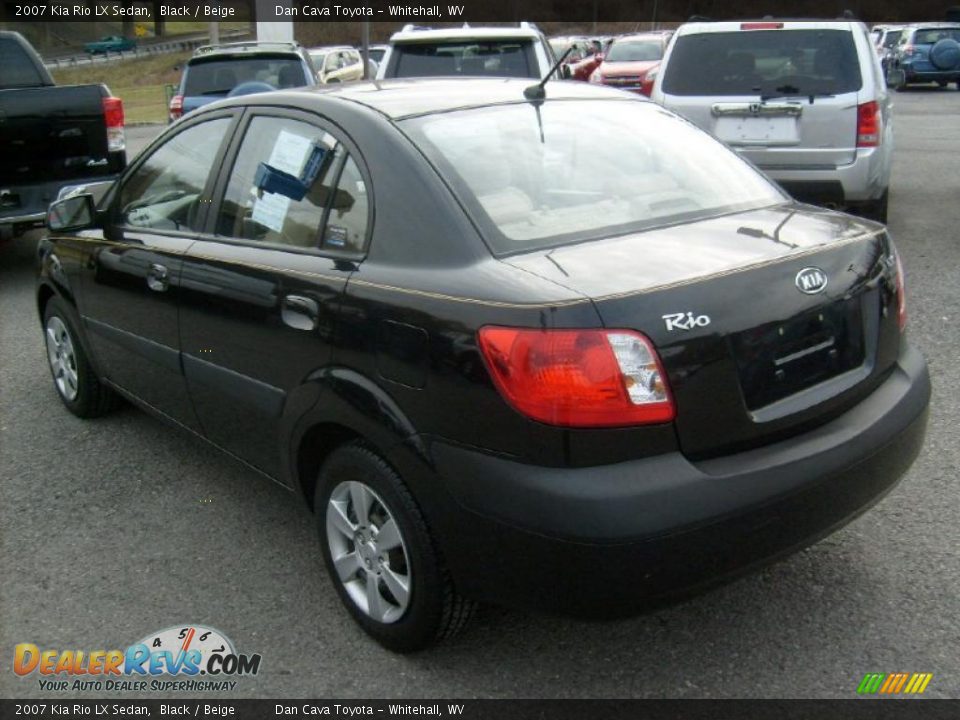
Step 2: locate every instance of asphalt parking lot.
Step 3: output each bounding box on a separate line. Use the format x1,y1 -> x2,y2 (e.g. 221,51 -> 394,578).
2,89 -> 959,700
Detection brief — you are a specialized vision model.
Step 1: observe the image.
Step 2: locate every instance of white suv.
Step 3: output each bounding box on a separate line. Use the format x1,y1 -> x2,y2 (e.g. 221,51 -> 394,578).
651,20 -> 893,222
376,23 -> 557,80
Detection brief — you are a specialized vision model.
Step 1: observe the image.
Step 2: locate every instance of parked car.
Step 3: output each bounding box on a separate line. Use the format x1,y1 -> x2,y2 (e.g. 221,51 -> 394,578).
871,24 -> 905,74
588,31 -> 672,95
0,31 -> 125,241
309,46 -> 365,84
652,20 -> 893,222
885,24 -> 960,90
377,22 -> 557,79
38,78 -> 928,652
83,36 -> 136,55
168,41 -> 317,122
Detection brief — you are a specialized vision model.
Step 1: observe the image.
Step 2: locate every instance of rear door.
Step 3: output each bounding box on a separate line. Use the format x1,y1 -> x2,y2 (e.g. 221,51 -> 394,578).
660,26 -> 862,170
177,109 -> 369,479
77,111 -> 238,429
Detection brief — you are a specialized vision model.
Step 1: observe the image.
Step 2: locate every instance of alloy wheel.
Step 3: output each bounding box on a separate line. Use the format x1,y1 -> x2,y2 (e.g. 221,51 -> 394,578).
45,316 -> 79,402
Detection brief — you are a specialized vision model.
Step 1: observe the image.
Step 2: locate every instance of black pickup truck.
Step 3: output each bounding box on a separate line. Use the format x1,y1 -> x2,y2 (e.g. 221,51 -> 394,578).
0,31 -> 126,241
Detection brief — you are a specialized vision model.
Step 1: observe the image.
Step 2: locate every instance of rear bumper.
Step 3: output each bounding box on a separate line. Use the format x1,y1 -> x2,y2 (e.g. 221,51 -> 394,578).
0,173 -> 120,235
901,63 -> 960,81
763,146 -> 889,204
421,343 -> 929,615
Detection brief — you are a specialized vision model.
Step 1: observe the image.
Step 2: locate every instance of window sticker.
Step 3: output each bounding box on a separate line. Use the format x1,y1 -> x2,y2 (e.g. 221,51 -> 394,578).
267,129 -> 314,177
251,191 -> 290,233
325,225 -> 348,248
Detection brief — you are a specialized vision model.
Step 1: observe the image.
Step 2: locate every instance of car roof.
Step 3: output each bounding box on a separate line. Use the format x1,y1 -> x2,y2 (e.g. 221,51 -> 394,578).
390,26 -> 543,43
675,20 -> 863,35
210,78 -> 644,121
191,41 -> 304,59
309,46 -> 354,53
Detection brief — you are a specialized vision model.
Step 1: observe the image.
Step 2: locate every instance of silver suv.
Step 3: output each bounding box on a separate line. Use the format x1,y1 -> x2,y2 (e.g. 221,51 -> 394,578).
376,22 -> 557,80
652,20 -> 892,222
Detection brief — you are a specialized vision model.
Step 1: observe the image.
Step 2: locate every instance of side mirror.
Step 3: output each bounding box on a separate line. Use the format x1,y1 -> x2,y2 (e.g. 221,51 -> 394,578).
47,194 -> 96,232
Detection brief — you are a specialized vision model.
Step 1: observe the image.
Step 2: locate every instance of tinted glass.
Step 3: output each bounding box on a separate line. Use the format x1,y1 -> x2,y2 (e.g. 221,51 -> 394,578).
404,101 -> 784,254
183,56 -> 307,95
392,41 -> 534,78
606,40 -> 663,62
118,118 -> 230,232
913,28 -> 960,44
0,37 -> 46,87
662,30 -> 862,96
369,48 -> 386,63
217,116 -> 347,249
322,156 -> 368,253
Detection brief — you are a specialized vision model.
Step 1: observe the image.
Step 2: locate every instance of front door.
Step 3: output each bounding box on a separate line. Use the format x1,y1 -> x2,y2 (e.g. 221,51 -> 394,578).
78,113 -> 237,430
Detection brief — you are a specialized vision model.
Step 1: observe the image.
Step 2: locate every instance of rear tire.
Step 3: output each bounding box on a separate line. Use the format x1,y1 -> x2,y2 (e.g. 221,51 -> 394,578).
315,443 -> 475,652
43,297 -> 119,418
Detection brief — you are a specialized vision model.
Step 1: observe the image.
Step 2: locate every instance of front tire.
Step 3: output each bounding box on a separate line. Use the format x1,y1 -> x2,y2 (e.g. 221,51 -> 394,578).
43,297 -> 119,418
316,443 -> 474,652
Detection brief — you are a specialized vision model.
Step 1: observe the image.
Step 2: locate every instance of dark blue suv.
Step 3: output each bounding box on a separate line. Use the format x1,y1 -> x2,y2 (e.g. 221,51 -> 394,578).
168,41 -> 318,122
887,24 -> 960,90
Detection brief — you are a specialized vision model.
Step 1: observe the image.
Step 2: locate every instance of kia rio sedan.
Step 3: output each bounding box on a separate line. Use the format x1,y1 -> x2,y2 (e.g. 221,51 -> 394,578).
37,79 -> 930,652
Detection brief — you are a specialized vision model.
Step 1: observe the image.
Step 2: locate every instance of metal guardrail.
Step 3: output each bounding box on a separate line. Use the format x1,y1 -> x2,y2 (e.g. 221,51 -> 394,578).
43,30 -> 251,69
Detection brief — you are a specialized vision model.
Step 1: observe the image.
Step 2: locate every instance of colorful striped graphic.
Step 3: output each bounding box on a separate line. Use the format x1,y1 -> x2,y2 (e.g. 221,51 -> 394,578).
857,673 -> 933,695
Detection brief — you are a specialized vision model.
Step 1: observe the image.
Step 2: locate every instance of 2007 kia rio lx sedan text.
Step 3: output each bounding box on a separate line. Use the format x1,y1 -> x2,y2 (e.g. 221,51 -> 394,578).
37,79 -> 930,652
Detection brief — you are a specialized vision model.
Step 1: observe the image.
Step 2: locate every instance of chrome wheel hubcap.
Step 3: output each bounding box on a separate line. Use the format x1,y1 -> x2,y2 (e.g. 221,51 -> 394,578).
45,316 -> 79,402
326,480 -> 411,624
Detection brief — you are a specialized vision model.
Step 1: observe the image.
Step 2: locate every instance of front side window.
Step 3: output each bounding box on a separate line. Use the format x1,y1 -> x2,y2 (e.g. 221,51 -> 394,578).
118,117 -> 230,232
216,115 -> 368,252
404,100 -> 784,254
662,30 -> 862,96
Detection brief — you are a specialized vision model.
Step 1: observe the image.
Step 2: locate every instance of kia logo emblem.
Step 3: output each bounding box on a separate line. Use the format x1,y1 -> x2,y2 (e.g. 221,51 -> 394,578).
795,267 -> 828,294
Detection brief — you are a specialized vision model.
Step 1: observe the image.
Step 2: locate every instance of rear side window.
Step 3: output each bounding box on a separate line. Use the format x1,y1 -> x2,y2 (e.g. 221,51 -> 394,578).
391,40 -> 535,78
217,116 -> 369,253
183,55 -> 306,95
0,37 -> 46,87
662,30 -> 862,96
882,30 -> 902,48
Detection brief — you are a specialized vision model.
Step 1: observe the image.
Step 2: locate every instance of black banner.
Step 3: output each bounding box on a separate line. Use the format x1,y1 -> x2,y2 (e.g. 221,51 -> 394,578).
2,700 -> 960,720
1,0 -> 959,23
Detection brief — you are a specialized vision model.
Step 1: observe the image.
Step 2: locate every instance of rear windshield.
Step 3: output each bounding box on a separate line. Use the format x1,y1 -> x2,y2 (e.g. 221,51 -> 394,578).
0,37 -> 47,88
662,30 -> 862,97
390,40 -> 535,78
605,39 -> 663,62
403,100 -> 784,255
912,28 -> 960,44
183,55 -> 307,95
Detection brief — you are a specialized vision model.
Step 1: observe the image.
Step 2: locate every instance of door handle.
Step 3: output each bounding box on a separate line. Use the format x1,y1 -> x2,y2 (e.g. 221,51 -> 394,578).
146,263 -> 169,292
282,294 -> 319,331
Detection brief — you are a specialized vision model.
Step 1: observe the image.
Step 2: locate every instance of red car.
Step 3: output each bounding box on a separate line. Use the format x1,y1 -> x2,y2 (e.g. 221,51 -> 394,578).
588,32 -> 672,95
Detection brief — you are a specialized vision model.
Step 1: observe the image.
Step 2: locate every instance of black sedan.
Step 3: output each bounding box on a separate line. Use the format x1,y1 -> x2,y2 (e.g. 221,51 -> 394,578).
37,79 -> 930,652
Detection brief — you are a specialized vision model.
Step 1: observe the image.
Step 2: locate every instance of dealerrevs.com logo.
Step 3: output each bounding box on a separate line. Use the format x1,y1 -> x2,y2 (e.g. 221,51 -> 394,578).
13,625 -> 262,692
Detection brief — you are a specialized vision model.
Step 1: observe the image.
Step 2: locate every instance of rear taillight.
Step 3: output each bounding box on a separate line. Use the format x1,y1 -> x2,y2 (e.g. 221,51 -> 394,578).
894,252 -> 907,331
640,67 -> 658,96
169,94 -> 184,122
741,22 -> 783,30
857,101 -> 881,147
477,327 -> 675,427
102,96 -> 125,153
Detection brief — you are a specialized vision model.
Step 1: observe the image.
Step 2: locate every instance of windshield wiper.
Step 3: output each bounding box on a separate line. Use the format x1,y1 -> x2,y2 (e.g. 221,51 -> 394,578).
760,85 -> 835,103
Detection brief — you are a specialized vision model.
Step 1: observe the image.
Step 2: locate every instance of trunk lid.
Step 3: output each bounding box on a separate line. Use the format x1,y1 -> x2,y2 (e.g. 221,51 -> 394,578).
505,205 -> 903,457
